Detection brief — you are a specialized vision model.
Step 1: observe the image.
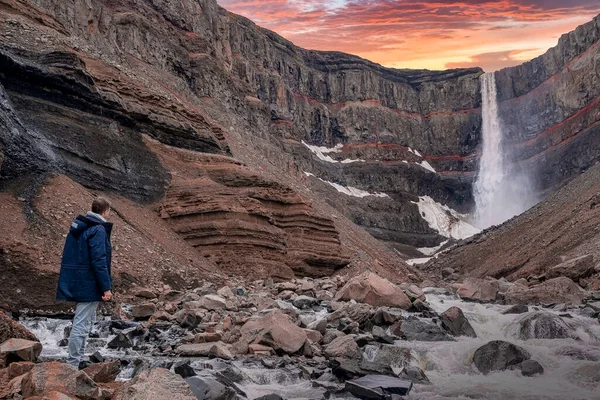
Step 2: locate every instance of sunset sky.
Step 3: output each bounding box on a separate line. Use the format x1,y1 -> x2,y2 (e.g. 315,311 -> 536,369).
216,0 -> 600,71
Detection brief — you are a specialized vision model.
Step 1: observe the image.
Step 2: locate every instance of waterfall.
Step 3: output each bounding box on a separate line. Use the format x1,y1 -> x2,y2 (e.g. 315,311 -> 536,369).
473,72 -> 536,229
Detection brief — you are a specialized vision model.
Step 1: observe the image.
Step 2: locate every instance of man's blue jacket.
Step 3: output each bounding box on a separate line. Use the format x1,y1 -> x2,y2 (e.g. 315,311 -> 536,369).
56,213 -> 113,303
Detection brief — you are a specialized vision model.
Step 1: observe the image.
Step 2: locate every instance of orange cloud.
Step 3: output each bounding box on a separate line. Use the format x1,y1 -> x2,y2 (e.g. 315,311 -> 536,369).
217,0 -> 600,71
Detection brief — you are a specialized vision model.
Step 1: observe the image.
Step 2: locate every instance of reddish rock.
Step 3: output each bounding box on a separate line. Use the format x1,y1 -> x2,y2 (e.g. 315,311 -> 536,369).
8,361 -> 35,379
303,329 -> 323,344
194,332 -> 222,343
334,272 -> 411,309
25,391 -> 76,400
223,316 -> 233,330
0,338 -> 42,363
238,311 -> 308,354
131,303 -> 156,319
504,277 -> 585,305
440,307 -> 477,338
0,312 -> 38,345
324,336 -> 361,360
248,343 -> 274,355
456,278 -> 499,303
115,368 -> 195,400
133,287 -> 157,299
21,362 -> 111,399
82,360 -> 121,383
175,342 -> 233,360
546,255 -> 595,281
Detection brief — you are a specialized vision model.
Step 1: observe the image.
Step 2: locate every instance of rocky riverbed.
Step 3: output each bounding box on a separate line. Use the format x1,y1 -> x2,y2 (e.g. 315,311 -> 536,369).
2,272 -> 599,399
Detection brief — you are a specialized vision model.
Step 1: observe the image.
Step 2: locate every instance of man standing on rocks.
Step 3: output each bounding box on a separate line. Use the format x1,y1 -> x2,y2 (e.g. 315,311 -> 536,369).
56,197 -> 113,369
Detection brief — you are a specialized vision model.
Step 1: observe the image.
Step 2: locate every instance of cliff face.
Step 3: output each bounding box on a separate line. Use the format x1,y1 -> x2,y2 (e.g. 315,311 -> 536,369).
0,0 -> 599,306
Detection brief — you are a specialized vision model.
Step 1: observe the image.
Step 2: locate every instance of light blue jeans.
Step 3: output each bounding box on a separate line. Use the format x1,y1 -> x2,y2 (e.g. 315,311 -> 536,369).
66,302 -> 99,368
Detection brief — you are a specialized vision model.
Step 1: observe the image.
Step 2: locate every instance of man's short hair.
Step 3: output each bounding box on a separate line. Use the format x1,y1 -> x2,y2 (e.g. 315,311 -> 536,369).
92,197 -> 111,214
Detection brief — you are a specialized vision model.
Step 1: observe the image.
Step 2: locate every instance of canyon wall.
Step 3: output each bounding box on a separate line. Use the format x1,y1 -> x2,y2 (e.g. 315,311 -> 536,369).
0,0 -> 599,301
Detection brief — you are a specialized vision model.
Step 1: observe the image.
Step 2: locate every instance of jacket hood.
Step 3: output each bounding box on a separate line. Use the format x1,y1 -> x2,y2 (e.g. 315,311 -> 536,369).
69,215 -> 113,238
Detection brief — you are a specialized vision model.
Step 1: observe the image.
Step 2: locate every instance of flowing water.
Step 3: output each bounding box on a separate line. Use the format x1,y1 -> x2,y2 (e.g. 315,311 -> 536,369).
21,293 -> 600,400
473,73 -> 537,229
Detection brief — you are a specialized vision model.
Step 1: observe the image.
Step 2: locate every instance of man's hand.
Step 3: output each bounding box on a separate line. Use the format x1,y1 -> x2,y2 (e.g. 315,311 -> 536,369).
102,290 -> 112,302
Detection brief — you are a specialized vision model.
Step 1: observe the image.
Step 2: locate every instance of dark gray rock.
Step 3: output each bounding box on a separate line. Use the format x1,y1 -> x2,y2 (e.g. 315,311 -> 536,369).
372,326 -> 396,344
521,360 -> 544,377
330,359 -> 394,381
345,375 -> 413,399
511,311 -> 576,340
107,333 -> 132,349
186,374 -> 236,400
503,304 -> 529,314
473,341 -> 531,374
391,318 -> 455,341
174,360 -> 197,379
293,295 -> 319,310
396,366 -> 430,384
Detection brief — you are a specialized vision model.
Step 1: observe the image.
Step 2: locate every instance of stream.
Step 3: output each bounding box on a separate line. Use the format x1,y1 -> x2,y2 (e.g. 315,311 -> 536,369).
20,290 -> 600,400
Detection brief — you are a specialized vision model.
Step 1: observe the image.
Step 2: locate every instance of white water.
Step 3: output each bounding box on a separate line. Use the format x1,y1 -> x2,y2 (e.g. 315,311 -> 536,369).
403,292 -> 600,400
473,73 -> 537,229
21,293 -> 600,400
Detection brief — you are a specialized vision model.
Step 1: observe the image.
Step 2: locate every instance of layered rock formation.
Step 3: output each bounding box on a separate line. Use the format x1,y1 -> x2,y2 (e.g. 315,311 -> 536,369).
0,0 -> 599,305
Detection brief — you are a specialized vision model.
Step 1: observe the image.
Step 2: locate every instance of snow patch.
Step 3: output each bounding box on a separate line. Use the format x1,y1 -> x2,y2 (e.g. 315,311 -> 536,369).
413,196 -> 479,240
418,160 -> 436,173
407,257 -> 431,266
325,181 -> 389,198
305,172 -> 388,198
302,141 -> 365,164
417,240 -> 449,256
408,147 -> 422,157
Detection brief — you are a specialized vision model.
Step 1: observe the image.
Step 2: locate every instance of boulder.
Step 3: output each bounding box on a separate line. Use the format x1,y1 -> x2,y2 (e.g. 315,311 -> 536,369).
237,311 -> 307,354
186,374 -> 236,400
371,308 -> 404,326
334,272 -> 411,309
174,360 -> 196,379
248,343 -> 275,355
307,319 -> 327,334
440,307 -> 477,338
372,326 -> 396,344
324,336 -> 362,360
363,344 -> 412,368
303,329 -> 323,344
400,284 -> 426,302
456,278 -> 499,303
345,375 -> 413,399
115,368 -> 195,400
175,342 -> 233,360
0,312 -> 38,344
8,361 -> 35,379
132,287 -> 157,299
521,360 -> 544,376
21,362 -> 111,399
546,255 -> 595,281
107,333 -> 132,349
322,330 -> 346,345
391,319 -> 454,342
510,311 -> 576,340
327,303 -> 374,327
194,332 -> 222,343
217,286 -> 235,299
199,295 -> 228,311
292,295 -> 319,310
502,304 -> 529,314
329,359 -> 394,380
25,391 -> 77,399
82,360 -> 121,383
397,366 -> 430,384
0,338 -> 42,364
473,341 -> 530,374
131,303 -> 156,320
504,277 -> 585,305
